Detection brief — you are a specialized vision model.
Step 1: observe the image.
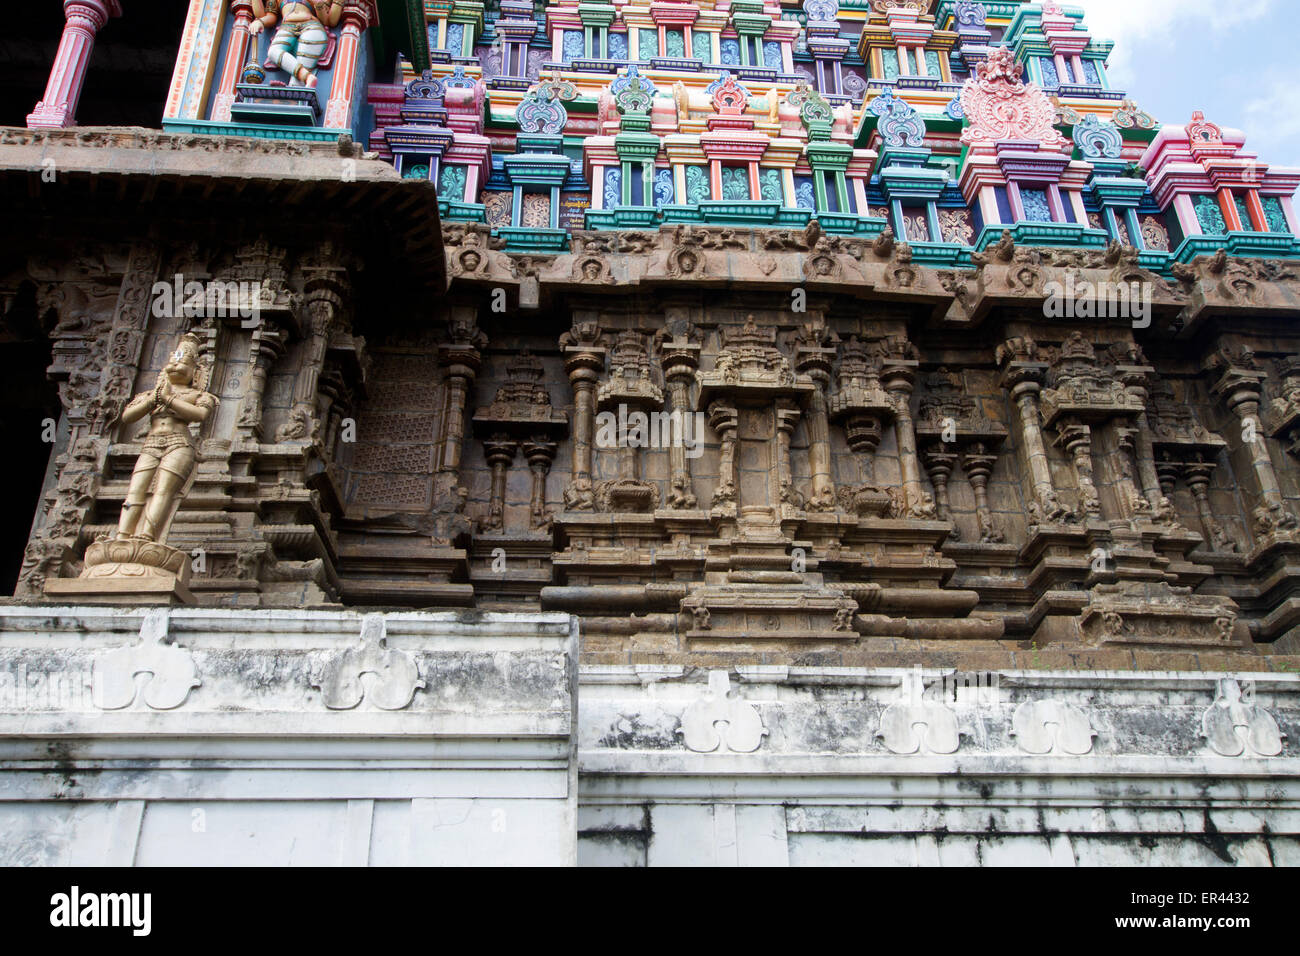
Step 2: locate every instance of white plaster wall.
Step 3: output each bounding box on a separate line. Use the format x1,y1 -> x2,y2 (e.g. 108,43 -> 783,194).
0,607 -> 579,867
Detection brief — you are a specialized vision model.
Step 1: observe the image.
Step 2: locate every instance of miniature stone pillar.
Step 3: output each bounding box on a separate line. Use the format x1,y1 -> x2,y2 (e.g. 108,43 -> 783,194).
279,290 -> 339,443
1211,361 -> 1295,535
235,326 -> 285,441
1183,460 -> 1237,552
921,445 -> 959,527
1119,368 -> 1165,512
1057,419 -> 1101,518
962,444 -> 1004,543
660,337 -> 699,509
212,2 -> 257,123
708,401 -> 739,513
439,311 -> 485,474
775,401 -> 803,514
882,362 -> 924,517
323,2 -> 377,130
1112,424 -> 1152,521
562,347 -> 604,510
523,437 -> 557,529
999,347 -> 1064,522
26,0 -> 122,129
844,417 -> 884,484
483,436 -> 515,531
796,347 -> 837,512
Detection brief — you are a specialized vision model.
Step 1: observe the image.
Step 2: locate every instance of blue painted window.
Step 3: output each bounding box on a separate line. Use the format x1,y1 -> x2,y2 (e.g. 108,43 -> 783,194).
685,165 -> 711,204
1080,59 -> 1101,86
608,32 -> 628,60
445,22 -> 465,55
1020,188 -> 1053,223
1235,196 -> 1253,230
562,31 -> 585,62
1038,57 -> 1059,89
654,168 -> 675,206
638,30 -> 658,59
794,176 -> 815,210
1195,195 -> 1227,235
693,31 -> 712,62
720,37 -> 740,65
722,166 -> 751,201
603,166 -> 623,207
764,41 -> 782,69
1263,196 -> 1291,233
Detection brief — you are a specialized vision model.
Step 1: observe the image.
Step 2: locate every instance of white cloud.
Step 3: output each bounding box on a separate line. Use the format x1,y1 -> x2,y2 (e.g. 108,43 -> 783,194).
1076,0 -> 1277,84
1243,73 -> 1300,169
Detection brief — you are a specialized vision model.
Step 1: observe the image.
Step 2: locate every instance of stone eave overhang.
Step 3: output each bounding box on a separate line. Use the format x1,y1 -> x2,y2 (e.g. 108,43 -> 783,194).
443,220 -> 1300,340
0,126 -> 445,290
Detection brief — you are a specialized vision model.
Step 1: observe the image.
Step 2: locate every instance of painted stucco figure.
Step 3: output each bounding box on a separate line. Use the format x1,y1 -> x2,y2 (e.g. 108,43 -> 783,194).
249,0 -> 343,89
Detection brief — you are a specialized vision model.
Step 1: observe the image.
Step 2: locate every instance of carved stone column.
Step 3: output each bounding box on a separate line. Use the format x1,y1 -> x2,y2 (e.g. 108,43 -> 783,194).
708,400 -> 738,515
27,0 -> 122,129
1119,367 -> 1165,512
1210,356 -> 1296,536
483,436 -> 516,532
523,436 -> 558,529
921,444 -> 959,529
795,337 -> 837,513
998,342 -> 1064,522
962,444 -> 1004,543
1112,424 -> 1152,521
1056,418 -> 1101,518
440,345 -> 481,473
277,284 -> 341,444
775,401 -> 803,514
1183,460 -> 1238,553
561,336 -> 605,511
882,358 -> 924,517
235,326 -> 286,441
659,334 -> 700,509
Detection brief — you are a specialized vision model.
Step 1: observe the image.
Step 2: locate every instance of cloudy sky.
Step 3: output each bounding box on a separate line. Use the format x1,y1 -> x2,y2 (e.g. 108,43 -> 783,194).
1077,0 -> 1299,168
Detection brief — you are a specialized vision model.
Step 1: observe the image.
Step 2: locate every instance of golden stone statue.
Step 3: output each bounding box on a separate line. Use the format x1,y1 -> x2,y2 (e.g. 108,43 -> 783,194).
45,333 -> 218,605
116,334 -> 218,542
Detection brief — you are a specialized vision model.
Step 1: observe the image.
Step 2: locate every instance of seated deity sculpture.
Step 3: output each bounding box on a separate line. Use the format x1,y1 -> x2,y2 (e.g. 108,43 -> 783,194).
249,0 -> 344,89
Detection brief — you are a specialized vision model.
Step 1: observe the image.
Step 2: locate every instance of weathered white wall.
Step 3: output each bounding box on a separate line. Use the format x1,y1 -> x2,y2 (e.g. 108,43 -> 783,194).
0,606 -> 578,866
577,666 -> 1300,866
3,610 -> 1297,866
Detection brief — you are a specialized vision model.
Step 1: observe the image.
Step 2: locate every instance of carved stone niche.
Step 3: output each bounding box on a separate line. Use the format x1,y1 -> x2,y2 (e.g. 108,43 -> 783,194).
471,351 -> 569,532
697,315 -> 814,524
593,331 -> 663,514
828,336 -> 897,518
915,367 -> 1009,541
1039,331 -> 1145,430
1149,379 -> 1236,553
1266,355 -> 1300,458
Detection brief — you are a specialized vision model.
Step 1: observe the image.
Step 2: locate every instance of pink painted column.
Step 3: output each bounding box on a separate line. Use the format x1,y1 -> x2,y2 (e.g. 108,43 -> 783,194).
212,2 -> 256,123
27,0 -> 123,129
322,4 -> 376,130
